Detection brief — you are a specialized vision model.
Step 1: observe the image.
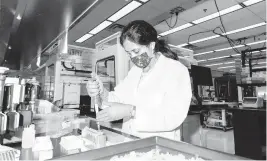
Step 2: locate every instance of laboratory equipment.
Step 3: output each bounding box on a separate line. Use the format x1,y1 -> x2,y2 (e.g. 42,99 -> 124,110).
242,97 -> 264,108
202,108 -> 233,132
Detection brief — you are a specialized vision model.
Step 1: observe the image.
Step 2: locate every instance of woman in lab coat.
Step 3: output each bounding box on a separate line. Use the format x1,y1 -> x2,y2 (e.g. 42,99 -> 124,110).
87,20 -> 192,141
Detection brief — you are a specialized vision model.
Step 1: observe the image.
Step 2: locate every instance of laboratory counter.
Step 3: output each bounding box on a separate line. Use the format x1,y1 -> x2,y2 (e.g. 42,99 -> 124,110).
1,115 -> 249,161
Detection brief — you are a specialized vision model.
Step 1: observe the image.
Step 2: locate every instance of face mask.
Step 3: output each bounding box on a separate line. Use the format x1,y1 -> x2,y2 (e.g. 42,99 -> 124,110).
131,52 -> 152,69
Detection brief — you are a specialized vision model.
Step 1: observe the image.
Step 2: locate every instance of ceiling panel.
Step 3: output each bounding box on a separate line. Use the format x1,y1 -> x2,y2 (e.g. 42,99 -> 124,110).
179,0 -> 238,23
117,2 -> 165,26
77,29 -> 115,48
69,0 -> 128,41
227,26 -> 266,39
245,1 -> 266,20
154,18 -> 190,35
164,25 -> 217,45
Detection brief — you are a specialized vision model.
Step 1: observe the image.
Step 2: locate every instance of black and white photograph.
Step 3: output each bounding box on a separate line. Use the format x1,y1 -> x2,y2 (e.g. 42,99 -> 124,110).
0,0 -> 266,160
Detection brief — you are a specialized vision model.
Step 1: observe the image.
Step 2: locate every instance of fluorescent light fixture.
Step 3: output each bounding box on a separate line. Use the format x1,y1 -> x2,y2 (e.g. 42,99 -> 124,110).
197,60 -> 206,62
246,40 -> 266,45
208,56 -> 229,60
232,54 -> 241,57
75,34 -> 93,43
224,61 -> 235,64
215,45 -> 245,52
89,20 -> 112,35
192,12 -> 219,24
159,23 -> 193,36
219,5 -> 242,15
177,22 -> 266,46
194,51 -> 214,56
177,43 -> 188,47
257,62 -> 266,64
190,35 -> 220,44
223,22 -> 266,35
218,65 -> 235,69
108,1 -> 142,22
206,63 -> 223,67
16,15 -> 22,20
192,4 -> 242,24
230,69 -> 236,71
243,0 -> 264,6
253,65 -> 266,69
139,0 -> 150,2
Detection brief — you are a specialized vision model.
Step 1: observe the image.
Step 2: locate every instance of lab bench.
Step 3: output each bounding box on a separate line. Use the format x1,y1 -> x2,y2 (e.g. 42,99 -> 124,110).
2,115 -> 249,160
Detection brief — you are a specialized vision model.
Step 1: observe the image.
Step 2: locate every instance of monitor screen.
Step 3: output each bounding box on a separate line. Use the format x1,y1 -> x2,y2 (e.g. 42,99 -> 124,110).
191,65 -> 213,86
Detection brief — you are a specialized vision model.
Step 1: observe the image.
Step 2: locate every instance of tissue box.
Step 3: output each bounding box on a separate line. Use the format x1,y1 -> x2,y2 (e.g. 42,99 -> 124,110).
32,136 -> 53,161
60,135 -> 83,155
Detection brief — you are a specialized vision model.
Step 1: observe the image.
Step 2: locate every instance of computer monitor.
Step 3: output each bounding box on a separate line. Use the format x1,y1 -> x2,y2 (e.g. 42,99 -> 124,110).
191,65 -> 213,86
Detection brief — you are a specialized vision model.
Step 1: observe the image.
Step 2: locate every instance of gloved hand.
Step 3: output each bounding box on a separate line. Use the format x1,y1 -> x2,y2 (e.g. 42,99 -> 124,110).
96,101 -> 134,122
86,73 -> 104,97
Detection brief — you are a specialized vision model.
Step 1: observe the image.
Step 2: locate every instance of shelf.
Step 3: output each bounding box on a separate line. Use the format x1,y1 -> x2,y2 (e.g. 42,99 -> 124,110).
237,82 -> 266,87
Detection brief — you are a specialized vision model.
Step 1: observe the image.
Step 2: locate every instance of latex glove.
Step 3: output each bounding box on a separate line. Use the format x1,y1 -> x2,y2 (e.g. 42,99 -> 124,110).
86,73 -> 104,97
96,101 -> 134,122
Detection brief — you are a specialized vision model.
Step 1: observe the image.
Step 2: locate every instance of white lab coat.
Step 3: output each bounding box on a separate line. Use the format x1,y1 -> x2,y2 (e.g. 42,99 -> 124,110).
108,54 -> 192,141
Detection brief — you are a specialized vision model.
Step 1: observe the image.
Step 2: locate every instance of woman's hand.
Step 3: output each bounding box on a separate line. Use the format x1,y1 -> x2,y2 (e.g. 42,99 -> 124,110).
96,102 -> 134,122
86,73 -> 104,97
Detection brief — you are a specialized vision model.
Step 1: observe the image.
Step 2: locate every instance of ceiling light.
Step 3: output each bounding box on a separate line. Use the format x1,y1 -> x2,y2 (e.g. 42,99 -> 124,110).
16,15 -> 22,20
253,65 -> 266,69
230,69 -> 236,71
218,66 -> 235,69
219,5 -> 242,15
190,35 -> 220,44
89,20 -> 112,35
108,1 -> 142,22
139,0 -> 150,2
224,61 -> 235,64
243,0 -> 264,6
192,4 -> 242,24
208,56 -> 229,61
223,22 -> 266,35
246,40 -> 266,45
177,22 -> 266,46
215,45 -> 245,52
194,51 -> 214,56
177,43 -> 188,47
75,34 -> 93,43
197,60 -> 206,62
205,63 -> 223,66
159,23 -> 193,36
232,54 -> 241,57
8,46 -> 11,49
192,12 -> 219,24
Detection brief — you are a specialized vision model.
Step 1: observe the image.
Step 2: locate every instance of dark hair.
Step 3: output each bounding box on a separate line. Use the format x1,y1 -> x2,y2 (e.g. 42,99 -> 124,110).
120,20 -> 178,60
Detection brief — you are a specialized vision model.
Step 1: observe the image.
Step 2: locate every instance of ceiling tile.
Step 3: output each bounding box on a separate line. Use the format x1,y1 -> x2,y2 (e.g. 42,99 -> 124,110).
69,0 -> 128,40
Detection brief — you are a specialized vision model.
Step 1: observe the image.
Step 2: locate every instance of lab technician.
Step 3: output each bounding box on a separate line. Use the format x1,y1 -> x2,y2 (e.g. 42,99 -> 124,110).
87,20 -> 192,141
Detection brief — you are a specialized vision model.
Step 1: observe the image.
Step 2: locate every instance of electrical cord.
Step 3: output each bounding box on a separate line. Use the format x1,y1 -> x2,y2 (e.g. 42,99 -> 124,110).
165,12 -> 179,29
187,29 -> 215,44
213,0 -> 242,54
